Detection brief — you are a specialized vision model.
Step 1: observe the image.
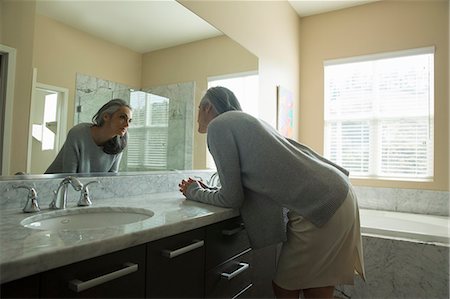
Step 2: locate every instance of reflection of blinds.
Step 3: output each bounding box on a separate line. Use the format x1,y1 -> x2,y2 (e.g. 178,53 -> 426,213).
324,47 -> 434,179
127,91 -> 169,170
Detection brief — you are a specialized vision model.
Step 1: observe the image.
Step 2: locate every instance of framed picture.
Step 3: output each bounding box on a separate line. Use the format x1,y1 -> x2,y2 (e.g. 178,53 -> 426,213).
276,85 -> 294,138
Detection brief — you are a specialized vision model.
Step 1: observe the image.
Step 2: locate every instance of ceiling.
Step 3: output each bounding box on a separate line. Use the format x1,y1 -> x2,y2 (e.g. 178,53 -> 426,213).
35,0 -> 223,53
36,0 -> 378,54
288,0 -> 379,17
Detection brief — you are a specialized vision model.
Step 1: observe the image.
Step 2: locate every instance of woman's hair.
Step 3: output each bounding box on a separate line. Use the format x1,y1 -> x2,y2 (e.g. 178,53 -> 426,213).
200,86 -> 242,114
92,98 -> 131,155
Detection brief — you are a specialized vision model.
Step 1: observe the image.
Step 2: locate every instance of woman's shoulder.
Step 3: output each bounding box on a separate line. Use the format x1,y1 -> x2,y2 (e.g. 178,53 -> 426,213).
68,123 -> 91,132
213,111 -> 256,126
66,123 -> 92,138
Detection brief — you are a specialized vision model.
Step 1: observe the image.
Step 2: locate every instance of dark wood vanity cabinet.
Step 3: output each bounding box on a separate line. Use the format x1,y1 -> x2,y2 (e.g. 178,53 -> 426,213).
40,244 -> 146,298
205,216 -> 254,298
0,217 -> 278,299
0,274 -> 40,298
204,216 -> 278,299
146,228 -> 205,298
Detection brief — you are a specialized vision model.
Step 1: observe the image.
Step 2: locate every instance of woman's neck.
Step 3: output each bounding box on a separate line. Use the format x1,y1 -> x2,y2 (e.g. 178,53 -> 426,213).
91,126 -> 114,146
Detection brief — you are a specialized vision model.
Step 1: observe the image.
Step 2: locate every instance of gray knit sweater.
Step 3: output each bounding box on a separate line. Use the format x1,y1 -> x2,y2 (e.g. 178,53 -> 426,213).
45,123 -> 122,174
186,111 -> 350,249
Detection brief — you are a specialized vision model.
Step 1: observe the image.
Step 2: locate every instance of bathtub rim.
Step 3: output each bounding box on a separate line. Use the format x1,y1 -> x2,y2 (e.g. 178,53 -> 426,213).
359,208 -> 450,247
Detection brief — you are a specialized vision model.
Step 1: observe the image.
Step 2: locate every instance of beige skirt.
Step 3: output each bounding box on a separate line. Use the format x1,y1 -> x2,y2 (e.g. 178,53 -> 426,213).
273,186 -> 366,290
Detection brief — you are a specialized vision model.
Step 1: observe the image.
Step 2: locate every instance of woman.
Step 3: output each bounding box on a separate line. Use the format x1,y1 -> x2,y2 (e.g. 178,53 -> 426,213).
45,99 -> 132,174
179,87 -> 365,299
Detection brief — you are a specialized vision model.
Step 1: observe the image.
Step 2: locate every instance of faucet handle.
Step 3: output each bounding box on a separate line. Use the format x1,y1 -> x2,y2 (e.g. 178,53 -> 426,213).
14,185 -> 40,213
78,180 -> 99,207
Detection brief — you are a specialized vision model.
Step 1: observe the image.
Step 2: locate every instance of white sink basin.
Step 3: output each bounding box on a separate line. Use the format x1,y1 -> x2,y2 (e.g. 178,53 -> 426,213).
21,207 -> 154,231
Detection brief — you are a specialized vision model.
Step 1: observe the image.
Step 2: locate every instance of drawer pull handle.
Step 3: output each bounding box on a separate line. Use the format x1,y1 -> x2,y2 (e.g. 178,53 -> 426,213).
222,224 -> 244,236
232,283 -> 253,299
221,262 -> 249,280
68,262 -> 138,293
161,240 -> 204,258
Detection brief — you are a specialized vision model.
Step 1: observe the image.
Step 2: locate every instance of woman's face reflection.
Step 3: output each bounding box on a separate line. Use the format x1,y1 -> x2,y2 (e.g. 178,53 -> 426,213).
104,106 -> 133,137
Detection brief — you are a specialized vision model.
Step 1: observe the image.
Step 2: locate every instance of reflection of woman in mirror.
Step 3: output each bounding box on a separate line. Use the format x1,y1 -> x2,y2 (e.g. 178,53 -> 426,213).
179,87 -> 365,299
45,99 -> 132,174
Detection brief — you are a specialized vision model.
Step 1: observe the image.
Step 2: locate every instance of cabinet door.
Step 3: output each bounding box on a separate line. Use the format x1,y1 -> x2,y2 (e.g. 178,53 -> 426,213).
146,228 -> 205,298
40,245 -> 146,298
205,217 -> 251,270
0,274 -> 39,299
205,249 -> 253,298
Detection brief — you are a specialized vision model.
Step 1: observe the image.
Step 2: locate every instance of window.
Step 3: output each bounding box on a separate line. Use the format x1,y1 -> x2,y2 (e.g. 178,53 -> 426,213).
206,72 -> 259,169
324,47 -> 434,180
127,91 -> 169,170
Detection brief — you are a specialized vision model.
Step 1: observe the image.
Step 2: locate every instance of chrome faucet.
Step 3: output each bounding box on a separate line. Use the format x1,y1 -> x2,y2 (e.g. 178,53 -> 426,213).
14,185 -> 41,213
77,180 -> 99,207
49,176 -> 84,210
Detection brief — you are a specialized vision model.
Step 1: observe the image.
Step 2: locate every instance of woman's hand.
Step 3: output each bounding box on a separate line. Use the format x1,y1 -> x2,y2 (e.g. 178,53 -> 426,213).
179,177 -> 204,196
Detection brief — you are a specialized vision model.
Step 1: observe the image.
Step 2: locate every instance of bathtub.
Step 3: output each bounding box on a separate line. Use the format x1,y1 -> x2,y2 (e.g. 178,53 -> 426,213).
359,209 -> 450,246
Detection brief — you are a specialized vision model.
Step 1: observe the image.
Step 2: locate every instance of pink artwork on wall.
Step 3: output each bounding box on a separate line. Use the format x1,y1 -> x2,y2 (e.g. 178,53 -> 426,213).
276,85 -> 294,138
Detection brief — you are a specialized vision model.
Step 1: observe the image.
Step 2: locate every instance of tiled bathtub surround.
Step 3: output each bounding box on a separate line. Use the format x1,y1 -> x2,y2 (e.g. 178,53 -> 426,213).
336,236 -> 449,299
354,186 -> 449,217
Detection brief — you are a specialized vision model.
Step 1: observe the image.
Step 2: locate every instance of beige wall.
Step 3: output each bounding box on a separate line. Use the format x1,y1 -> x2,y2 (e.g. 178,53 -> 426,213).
0,1 -> 3,41
33,14 -> 142,131
299,0 -> 449,191
1,0 -> 36,175
180,0 -> 301,136
141,35 -> 258,168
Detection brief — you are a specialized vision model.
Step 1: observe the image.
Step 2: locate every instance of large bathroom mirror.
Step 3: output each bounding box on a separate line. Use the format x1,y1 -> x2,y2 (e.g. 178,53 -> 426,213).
1,0 -> 258,178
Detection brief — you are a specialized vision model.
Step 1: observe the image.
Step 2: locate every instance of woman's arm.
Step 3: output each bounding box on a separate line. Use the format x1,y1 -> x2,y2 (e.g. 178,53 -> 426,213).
185,123 -> 246,208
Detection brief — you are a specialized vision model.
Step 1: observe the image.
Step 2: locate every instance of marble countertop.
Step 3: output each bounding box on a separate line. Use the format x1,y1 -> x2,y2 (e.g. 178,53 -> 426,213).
0,192 -> 239,284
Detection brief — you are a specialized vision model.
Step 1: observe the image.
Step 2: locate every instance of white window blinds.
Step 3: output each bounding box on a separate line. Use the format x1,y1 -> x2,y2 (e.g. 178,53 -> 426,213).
324,47 -> 434,180
127,91 -> 169,170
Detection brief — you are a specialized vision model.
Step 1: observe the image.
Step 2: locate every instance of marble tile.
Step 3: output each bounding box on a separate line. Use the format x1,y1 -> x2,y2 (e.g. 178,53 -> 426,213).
0,170 -> 214,211
354,186 -> 449,216
143,81 -> 195,170
336,236 -> 449,298
0,188 -> 237,283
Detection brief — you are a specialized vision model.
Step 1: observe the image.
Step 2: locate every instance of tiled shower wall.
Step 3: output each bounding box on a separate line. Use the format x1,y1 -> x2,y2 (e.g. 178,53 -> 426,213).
74,73 -> 194,171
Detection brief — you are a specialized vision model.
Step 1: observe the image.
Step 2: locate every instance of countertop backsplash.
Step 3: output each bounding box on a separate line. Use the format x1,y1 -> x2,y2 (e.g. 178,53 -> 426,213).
0,170 -> 215,211
0,171 -> 448,216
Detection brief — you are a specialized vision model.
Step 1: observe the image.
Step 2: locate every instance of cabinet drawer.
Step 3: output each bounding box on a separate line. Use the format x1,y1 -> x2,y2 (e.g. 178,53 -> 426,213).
41,244 -> 146,298
146,228 -> 205,298
0,274 -> 39,299
205,217 -> 251,270
205,249 -> 253,298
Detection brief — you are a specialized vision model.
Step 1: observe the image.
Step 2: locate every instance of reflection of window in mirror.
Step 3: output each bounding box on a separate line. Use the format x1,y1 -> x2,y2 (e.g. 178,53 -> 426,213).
127,91 -> 170,171
32,92 -> 57,150
206,72 -> 259,170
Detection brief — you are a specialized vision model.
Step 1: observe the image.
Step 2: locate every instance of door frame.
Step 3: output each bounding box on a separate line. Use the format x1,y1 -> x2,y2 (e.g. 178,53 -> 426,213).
26,68 -> 69,173
0,44 -> 17,176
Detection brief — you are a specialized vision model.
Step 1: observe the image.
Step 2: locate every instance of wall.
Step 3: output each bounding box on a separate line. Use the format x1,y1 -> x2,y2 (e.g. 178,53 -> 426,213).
179,0 -> 301,136
33,14 -> 142,133
1,0 -> 36,175
141,35 -> 258,168
299,0 -> 449,191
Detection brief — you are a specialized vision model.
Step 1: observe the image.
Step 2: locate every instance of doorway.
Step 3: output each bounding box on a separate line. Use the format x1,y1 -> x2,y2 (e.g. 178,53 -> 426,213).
27,80 -> 68,174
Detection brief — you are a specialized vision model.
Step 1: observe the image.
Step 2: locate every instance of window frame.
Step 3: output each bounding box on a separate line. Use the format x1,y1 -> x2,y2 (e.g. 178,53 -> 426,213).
323,46 -> 435,181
